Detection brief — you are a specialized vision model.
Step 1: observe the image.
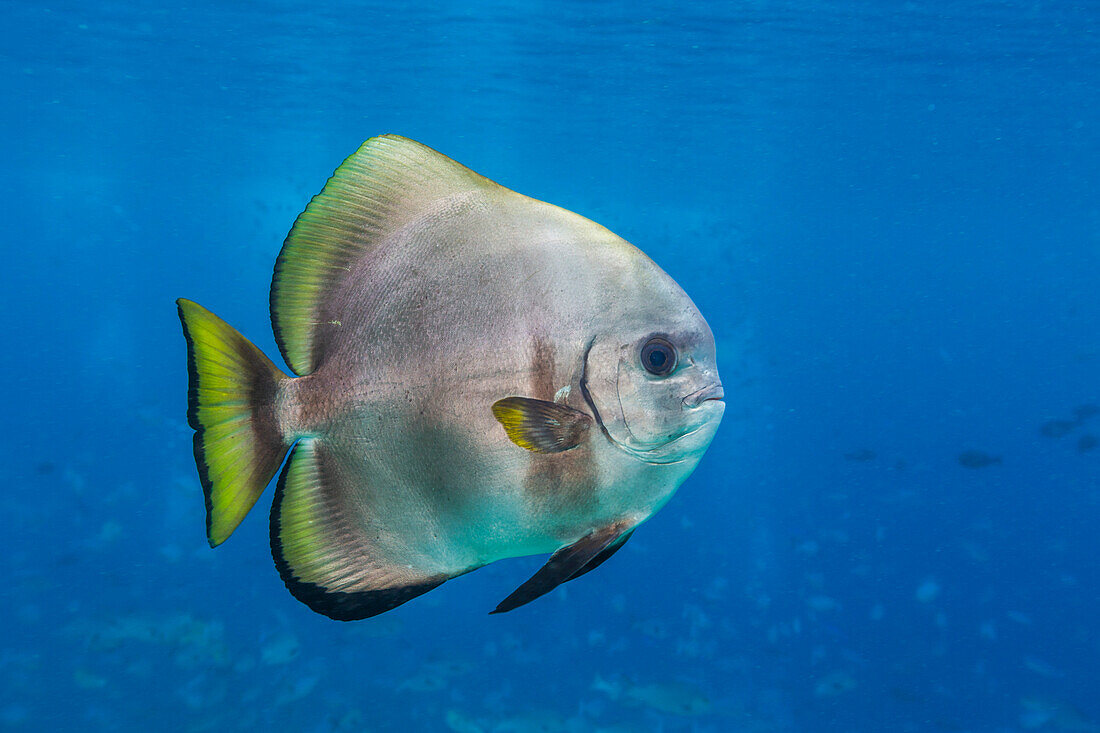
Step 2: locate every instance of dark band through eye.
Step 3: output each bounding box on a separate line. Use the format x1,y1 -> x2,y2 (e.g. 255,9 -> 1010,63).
640,337 -> 677,376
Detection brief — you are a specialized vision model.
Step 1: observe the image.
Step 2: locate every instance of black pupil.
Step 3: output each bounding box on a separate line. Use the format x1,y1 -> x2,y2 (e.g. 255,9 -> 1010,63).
642,339 -> 676,375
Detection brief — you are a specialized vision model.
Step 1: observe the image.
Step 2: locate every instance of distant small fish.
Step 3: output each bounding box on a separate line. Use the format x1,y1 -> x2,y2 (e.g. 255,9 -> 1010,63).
1073,403 -> 1100,422
843,448 -> 876,462
958,450 -> 1002,468
814,671 -> 857,698
1077,434 -> 1097,453
1039,419 -> 1078,438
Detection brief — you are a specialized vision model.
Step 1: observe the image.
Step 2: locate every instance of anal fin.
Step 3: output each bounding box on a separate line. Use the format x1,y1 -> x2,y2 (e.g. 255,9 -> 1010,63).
490,523 -> 631,614
270,439 -> 450,621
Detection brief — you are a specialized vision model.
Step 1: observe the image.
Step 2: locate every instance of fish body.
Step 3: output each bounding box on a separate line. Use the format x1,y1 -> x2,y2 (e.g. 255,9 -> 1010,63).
957,450 -> 1001,468
1040,419 -> 1078,438
177,136 -> 724,620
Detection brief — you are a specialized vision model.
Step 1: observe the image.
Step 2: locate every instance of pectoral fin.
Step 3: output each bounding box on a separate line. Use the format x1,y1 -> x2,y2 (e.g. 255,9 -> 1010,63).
491,397 -> 591,453
490,524 -> 631,614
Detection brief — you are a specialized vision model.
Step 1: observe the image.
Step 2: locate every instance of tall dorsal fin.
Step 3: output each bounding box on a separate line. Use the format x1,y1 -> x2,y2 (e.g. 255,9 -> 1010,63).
270,135 -> 502,375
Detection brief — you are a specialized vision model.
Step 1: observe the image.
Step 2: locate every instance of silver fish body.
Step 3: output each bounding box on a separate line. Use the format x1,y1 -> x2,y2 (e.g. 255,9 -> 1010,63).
177,135 -> 723,619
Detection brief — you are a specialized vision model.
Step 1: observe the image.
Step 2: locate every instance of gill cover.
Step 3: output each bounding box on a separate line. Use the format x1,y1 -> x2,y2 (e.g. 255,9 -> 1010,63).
582,327 -> 722,466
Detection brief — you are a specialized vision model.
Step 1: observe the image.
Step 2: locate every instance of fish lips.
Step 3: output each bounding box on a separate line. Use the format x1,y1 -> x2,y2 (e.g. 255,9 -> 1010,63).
682,382 -> 724,409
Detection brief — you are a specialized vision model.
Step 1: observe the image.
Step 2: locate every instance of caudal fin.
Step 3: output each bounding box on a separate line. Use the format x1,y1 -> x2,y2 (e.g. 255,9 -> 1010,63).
177,298 -> 291,546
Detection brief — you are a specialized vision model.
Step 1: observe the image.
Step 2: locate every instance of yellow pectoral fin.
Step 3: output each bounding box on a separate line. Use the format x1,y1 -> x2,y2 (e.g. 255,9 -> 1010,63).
491,397 -> 592,453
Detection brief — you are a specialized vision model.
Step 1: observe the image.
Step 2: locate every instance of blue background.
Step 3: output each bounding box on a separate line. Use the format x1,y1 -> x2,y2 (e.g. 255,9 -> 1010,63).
2,1 -> 1098,730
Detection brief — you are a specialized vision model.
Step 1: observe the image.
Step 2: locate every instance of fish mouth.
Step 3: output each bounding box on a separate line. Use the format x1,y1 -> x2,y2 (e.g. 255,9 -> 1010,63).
682,382 -> 724,408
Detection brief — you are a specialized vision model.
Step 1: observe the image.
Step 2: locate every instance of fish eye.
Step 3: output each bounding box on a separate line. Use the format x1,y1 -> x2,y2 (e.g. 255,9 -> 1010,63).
640,337 -> 677,376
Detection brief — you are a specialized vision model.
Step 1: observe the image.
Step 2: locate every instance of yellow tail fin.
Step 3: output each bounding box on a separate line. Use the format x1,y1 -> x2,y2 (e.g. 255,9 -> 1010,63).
177,298 -> 291,546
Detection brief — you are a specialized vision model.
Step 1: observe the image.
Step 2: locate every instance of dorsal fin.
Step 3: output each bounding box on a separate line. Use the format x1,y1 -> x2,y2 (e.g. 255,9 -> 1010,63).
270,135 -> 501,375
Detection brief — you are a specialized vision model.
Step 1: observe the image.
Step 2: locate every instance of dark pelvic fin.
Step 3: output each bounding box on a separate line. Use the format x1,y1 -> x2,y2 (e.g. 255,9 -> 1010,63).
491,397 -> 592,453
490,524 -> 631,614
270,439 -> 449,621
567,529 -> 634,582
176,298 -> 291,547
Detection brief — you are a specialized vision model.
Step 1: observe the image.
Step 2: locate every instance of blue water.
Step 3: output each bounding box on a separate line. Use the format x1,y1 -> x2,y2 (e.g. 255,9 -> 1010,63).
3,1 -> 1099,730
